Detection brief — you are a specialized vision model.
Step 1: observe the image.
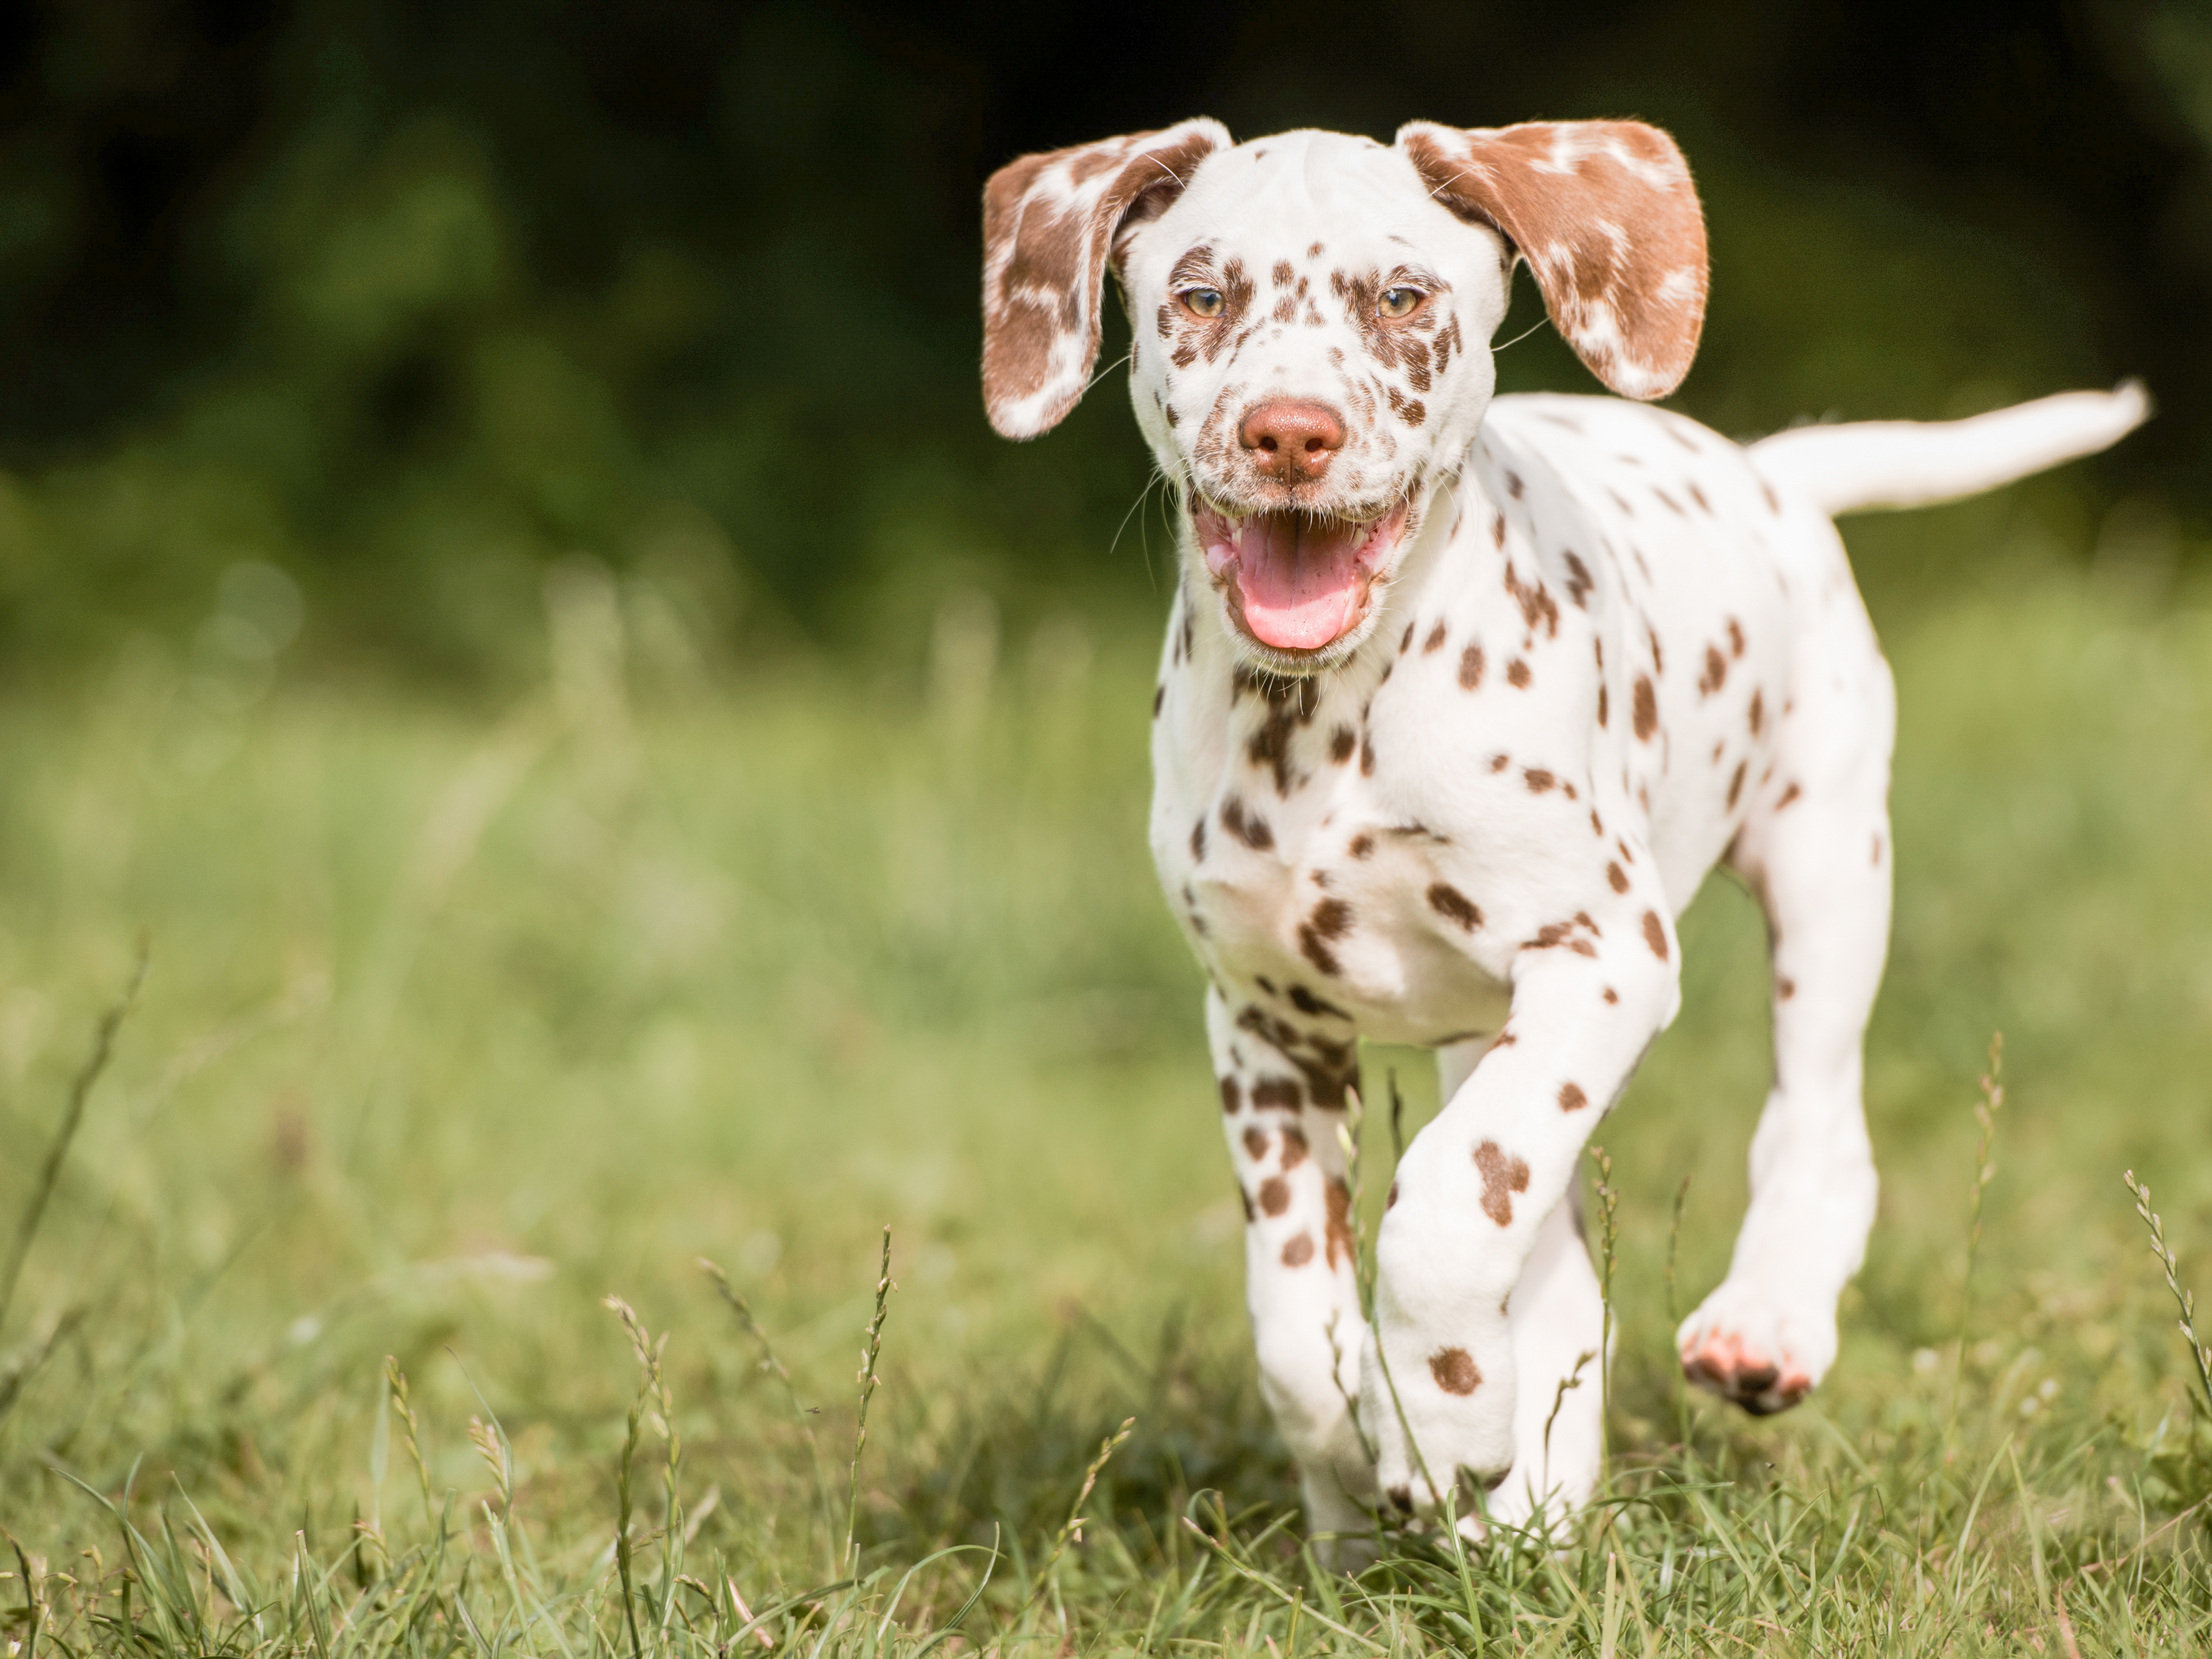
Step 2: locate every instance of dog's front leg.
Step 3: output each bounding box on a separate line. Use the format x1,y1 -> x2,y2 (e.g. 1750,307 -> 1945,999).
1363,937 -> 1676,1526
1206,988 -> 1377,1547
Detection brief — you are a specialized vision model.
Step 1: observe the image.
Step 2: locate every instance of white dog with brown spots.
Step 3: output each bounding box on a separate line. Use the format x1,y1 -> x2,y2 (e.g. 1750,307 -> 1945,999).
979,117 -> 2146,1546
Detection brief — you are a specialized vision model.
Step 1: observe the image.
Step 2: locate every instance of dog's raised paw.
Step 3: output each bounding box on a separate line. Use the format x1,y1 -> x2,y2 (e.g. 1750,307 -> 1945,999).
1676,1285 -> 1833,1415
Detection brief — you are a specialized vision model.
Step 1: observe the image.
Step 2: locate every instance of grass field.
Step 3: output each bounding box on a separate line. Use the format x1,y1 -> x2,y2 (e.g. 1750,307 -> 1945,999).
5,541 -> 2212,1654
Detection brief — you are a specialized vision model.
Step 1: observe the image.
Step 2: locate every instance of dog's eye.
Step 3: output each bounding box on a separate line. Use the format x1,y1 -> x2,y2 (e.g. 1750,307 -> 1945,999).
1180,287 -> 1225,319
1378,287 -> 1425,320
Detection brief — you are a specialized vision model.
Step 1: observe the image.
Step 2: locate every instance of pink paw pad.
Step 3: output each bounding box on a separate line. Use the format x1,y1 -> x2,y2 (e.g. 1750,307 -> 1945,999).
1680,1329 -> 1813,1416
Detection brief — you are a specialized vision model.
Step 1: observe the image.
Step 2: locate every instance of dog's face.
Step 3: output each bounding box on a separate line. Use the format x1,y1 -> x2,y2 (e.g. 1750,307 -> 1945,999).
1117,133 -> 1510,668
982,119 -> 1707,672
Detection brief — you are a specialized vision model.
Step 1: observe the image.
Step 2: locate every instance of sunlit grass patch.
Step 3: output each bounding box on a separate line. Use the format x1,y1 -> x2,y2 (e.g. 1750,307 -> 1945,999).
2,563 -> 2211,1652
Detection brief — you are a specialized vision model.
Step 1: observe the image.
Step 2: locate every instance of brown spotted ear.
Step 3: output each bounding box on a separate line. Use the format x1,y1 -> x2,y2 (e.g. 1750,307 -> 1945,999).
982,118 -> 1230,439
1396,120 -> 1708,400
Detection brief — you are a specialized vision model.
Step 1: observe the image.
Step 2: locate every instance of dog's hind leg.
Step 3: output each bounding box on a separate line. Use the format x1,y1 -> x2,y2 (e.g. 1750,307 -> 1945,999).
1206,989 -> 1378,1556
1679,551 -> 1895,1414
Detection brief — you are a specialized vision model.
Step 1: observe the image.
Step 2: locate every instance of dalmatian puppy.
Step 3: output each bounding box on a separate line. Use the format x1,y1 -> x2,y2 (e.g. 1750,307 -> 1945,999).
978,118 -> 2146,1541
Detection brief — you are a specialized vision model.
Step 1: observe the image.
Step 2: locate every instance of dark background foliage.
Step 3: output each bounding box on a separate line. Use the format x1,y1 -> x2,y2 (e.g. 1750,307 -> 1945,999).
0,0 -> 2205,681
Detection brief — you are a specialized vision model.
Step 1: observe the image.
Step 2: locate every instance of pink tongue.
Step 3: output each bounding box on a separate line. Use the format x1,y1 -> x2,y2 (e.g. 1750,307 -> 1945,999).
1236,514 -> 1368,649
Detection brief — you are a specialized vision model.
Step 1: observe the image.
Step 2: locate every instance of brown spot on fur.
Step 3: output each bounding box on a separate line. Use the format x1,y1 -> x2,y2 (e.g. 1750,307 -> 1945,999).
1222,796 -> 1275,850
1330,725 -> 1356,763
1191,818 -> 1207,861
1643,910 -> 1669,961
1507,658 -> 1532,688
1689,481 -> 1713,514
1430,1346 -> 1482,1395
1359,734 -> 1376,776
1492,513 -> 1507,548
1607,861 -> 1629,893
1298,921 -> 1344,976
1458,643 -> 1485,690
1748,688 -> 1764,736
1287,984 -> 1349,1020
1347,832 -> 1374,859
1633,675 -> 1658,739
1243,1127 -> 1270,1161
1423,620 -> 1447,654
1778,976 -> 1796,1000
1385,1179 -> 1399,1209
1699,644 -> 1728,696
1259,1176 -> 1291,1218
1297,899 -> 1354,977
1281,1232 -> 1315,1267
1503,563 -> 1560,638
1563,550 -> 1594,608
1427,882 -> 1483,930
1219,1077 -> 1242,1113
1279,1126 -> 1310,1169
1244,672 -> 1319,797
1603,986 -> 1619,1003
1400,621 -> 1415,655
1325,1178 -> 1355,1267
1558,1081 -> 1588,1112
1525,768 -> 1556,794
1727,617 -> 1745,657
1240,1184 -> 1255,1221
1597,683 -> 1609,726
1777,781 -> 1801,810
1490,753 -> 1510,773
1153,683 -> 1164,717
1474,1139 -> 1530,1225
1727,760 -> 1747,809
1251,1077 -> 1302,1111
1505,472 -> 1524,499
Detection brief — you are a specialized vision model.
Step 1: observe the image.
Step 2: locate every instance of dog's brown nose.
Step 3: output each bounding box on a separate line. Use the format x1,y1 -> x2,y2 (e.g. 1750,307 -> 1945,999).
1240,400 -> 1346,482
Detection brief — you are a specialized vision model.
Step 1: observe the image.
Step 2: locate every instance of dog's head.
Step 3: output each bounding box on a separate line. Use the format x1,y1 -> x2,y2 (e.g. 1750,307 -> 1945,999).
982,120 -> 1708,671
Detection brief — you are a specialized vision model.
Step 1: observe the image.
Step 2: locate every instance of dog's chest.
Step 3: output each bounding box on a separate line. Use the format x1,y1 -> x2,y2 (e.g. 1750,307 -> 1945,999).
1149,620 -> 1525,1048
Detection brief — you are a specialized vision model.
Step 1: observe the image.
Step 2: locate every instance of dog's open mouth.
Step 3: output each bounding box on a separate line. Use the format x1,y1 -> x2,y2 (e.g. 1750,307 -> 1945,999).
1192,502 -> 1412,653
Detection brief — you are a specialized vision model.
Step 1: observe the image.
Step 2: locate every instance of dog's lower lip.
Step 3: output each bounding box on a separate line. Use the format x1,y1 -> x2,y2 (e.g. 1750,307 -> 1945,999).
1192,499 -> 1411,652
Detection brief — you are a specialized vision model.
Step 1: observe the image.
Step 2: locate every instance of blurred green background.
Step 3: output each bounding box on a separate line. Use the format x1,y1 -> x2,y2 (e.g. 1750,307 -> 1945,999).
0,0 -> 2208,684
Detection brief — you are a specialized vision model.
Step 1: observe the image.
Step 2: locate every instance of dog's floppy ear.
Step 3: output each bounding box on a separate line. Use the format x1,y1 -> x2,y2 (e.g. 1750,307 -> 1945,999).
1396,120 -> 1707,401
982,119 -> 1231,439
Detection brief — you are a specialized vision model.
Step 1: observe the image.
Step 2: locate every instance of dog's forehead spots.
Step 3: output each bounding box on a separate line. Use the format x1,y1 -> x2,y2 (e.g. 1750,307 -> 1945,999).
1152,131 -> 1463,278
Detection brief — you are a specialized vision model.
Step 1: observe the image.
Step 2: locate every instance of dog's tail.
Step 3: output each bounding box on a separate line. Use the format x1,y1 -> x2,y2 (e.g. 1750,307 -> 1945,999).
1747,381 -> 2150,518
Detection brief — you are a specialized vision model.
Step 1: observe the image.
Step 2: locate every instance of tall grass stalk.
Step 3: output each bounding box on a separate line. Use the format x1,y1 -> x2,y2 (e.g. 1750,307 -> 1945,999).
0,937 -> 148,1339
1948,1033 -> 2005,1438
1664,1171 -> 1692,1445
700,1256 -> 837,1567
1586,1143 -> 1620,1480
2124,1170 -> 2212,1421
846,1227 -> 895,1575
